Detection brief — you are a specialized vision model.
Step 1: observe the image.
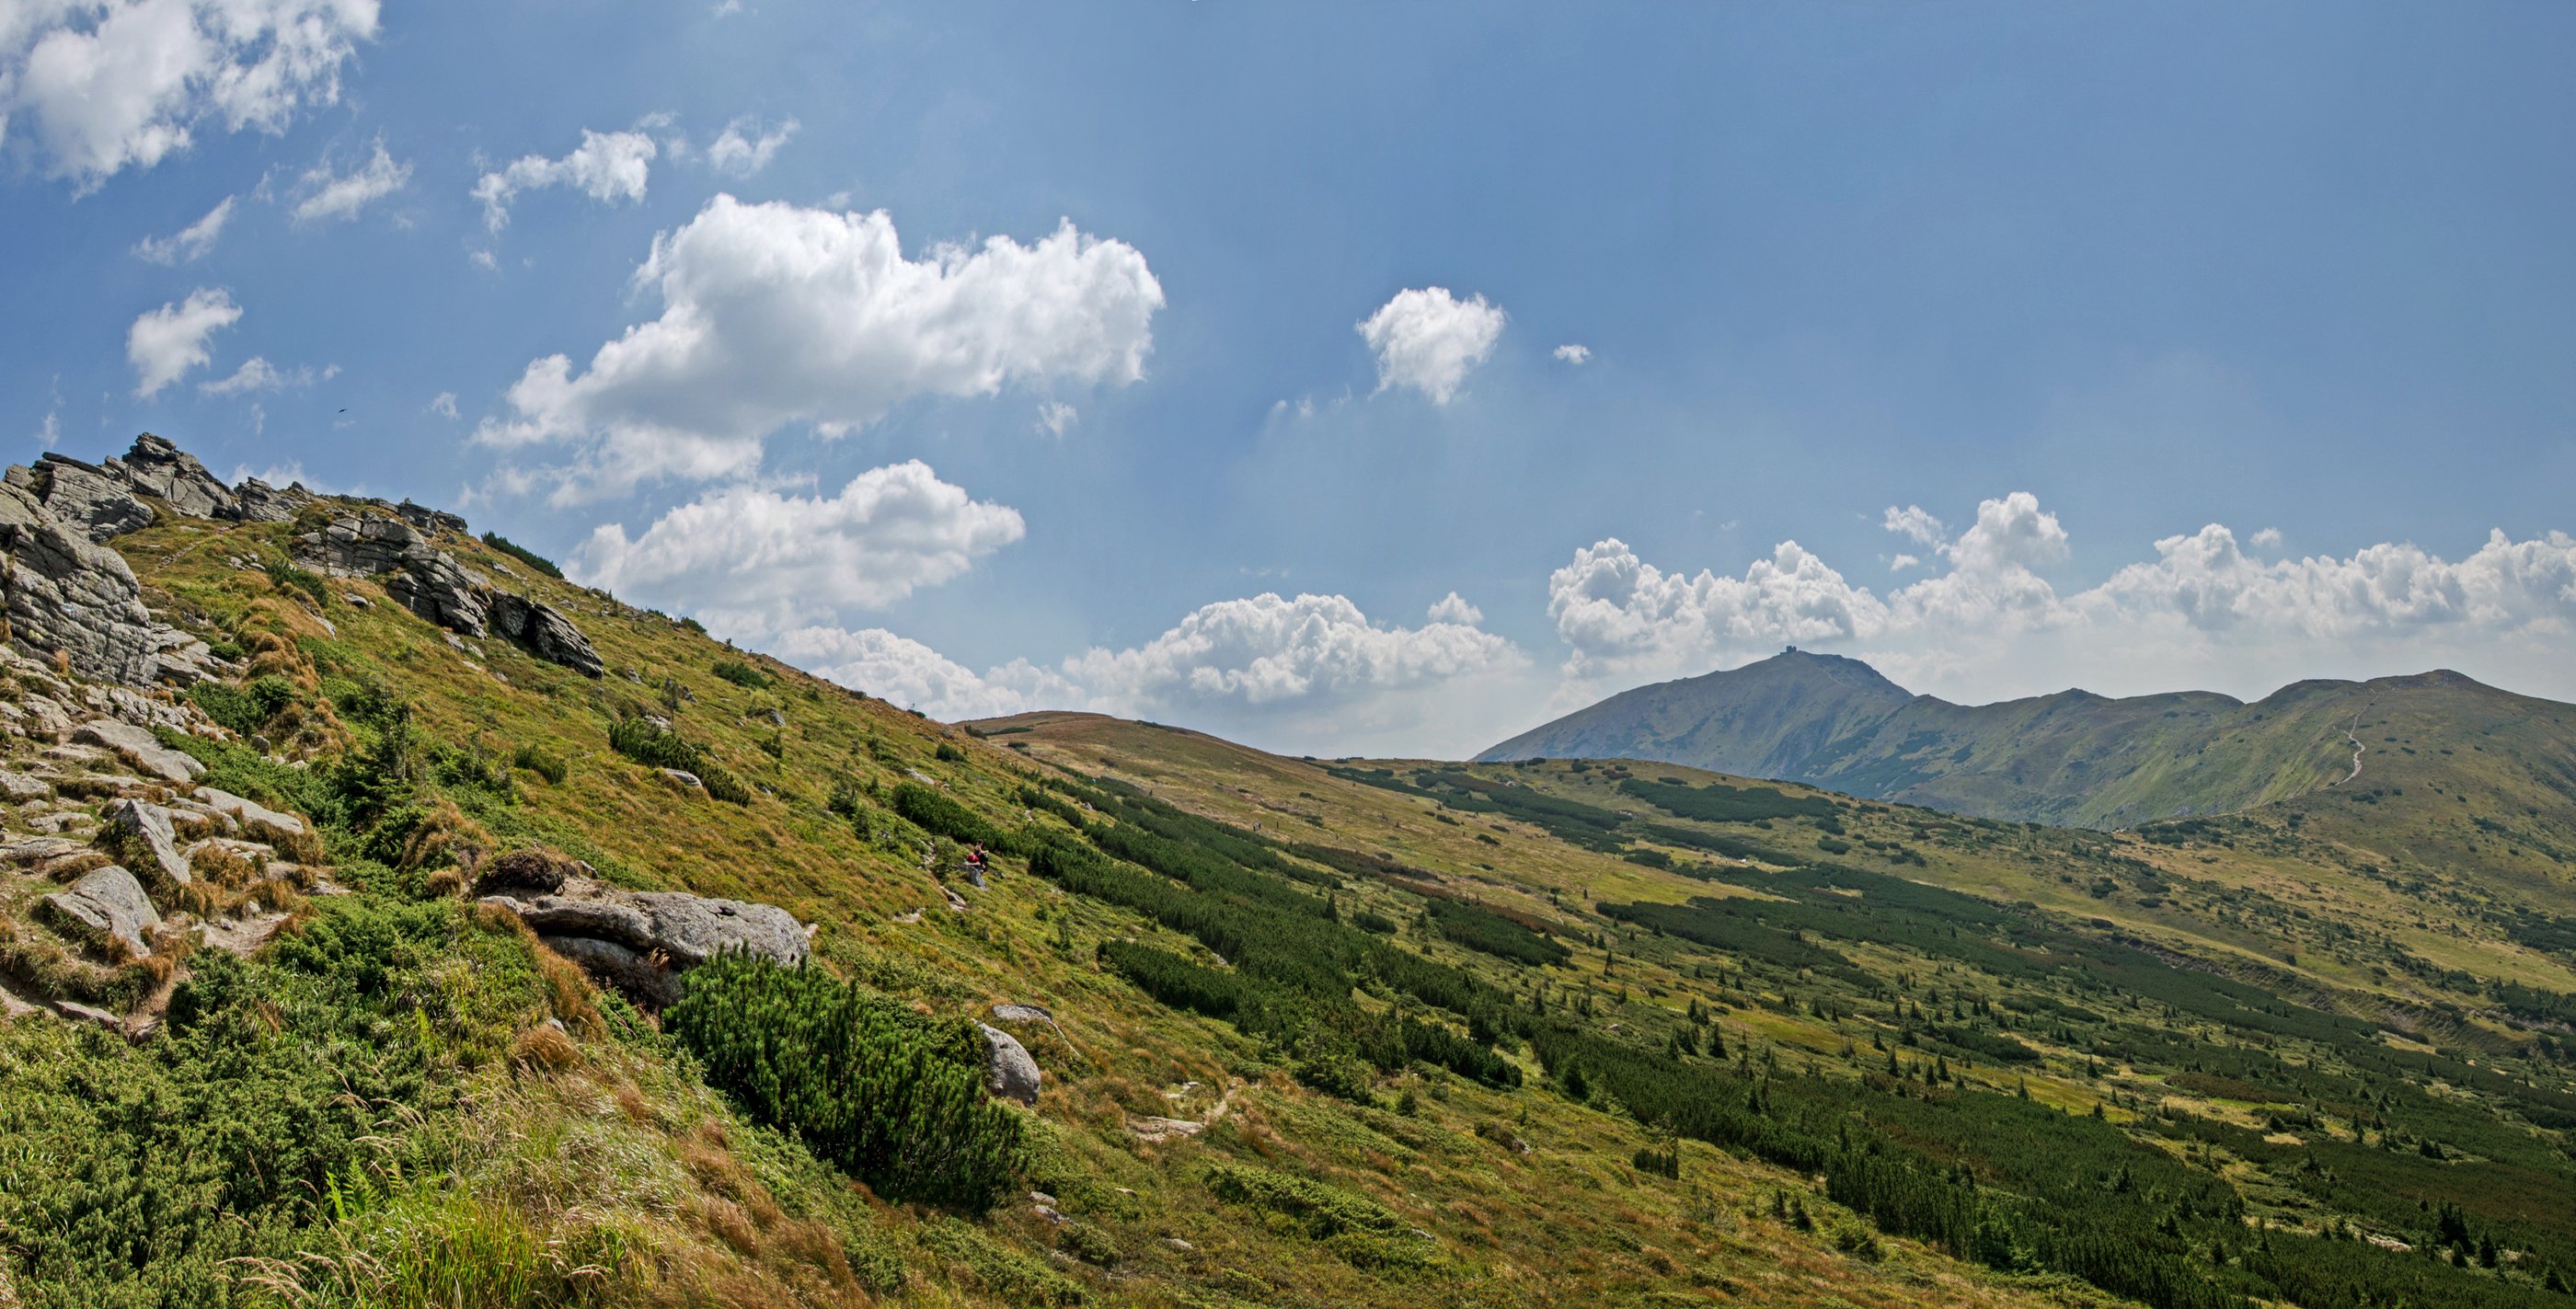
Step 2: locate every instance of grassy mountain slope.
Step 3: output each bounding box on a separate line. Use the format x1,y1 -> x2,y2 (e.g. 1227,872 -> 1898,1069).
989,711 -> 2576,1307
0,507 -> 2135,1308
1478,652 -> 2576,845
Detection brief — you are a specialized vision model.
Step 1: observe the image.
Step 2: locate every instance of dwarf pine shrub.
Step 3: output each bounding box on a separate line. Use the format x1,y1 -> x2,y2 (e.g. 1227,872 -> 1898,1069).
668,955 -> 1024,1211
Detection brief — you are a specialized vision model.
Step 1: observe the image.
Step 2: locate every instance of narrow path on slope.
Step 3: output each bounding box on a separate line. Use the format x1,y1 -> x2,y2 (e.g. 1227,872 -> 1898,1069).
2328,707 -> 2368,788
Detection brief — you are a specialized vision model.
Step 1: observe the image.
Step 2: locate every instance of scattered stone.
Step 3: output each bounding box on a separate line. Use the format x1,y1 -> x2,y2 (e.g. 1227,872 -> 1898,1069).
941,886 -> 969,913
75,719 -> 204,785
99,798 -> 191,889
1030,1190 -> 1059,1207
978,1022 -> 1042,1104
660,768 -> 704,791
53,999 -> 126,1032
193,787 -> 309,843
991,1002 -> 1073,1046
1127,1116 -> 1205,1143
39,866 -> 162,957
198,910 -> 290,956
1031,1204 -> 1069,1226
1162,1237 -> 1194,1251
0,836 -> 86,867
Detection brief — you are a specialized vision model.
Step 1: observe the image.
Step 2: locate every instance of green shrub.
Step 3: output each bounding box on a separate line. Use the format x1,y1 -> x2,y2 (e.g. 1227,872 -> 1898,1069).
479,531 -> 565,579
667,955 -> 1025,1211
712,659 -> 772,690
190,672 -> 302,735
512,743 -> 569,785
934,741 -> 966,763
264,557 -> 332,608
607,715 -> 698,772
915,1218 -> 1087,1304
695,757 -> 753,805
1204,1163 -> 1403,1239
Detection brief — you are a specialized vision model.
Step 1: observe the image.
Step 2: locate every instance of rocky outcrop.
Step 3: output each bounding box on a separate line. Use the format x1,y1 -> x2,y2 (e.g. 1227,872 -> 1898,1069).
477,871 -> 808,1005
116,434 -> 238,521
978,1023 -> 1043,1105
0,478 -> 164,684
490,591 -> 606,677
39,866 -> 162,958
234,477 -> 316,522
293,511 -> 603,677
395,499 -> 467,536
16,456 -> 155,543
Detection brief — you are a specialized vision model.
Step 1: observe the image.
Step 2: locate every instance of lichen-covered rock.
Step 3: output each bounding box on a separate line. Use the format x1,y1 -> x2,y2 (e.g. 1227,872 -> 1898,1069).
394,499 -> 467,535
75,719 -> 204,785
480,873 -> 807,1005
23,454 -> 155,543
40,865 -> 162,958
0,478 -> 163,684
99,797 -> 191,889
978,1023 -> 1043,1105
116,434 -> 239,521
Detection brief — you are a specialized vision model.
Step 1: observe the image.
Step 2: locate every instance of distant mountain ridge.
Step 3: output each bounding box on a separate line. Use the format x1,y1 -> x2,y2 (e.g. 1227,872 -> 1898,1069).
1479,649 -> 2576,830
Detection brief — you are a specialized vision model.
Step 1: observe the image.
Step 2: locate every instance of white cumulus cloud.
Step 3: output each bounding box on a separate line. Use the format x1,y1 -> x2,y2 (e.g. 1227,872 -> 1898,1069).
1881,504 -> 1948,548
127,286 -> 240,396
1553,343 -> 1590,365
427,391 -> 457,418
706,114 -> 796,177
291,136 -> 408,223
771,626 -> 1077,720
569,460 -> 1027,636
1547,497 -> 2576,708
133,195 -> 233,263
1358,286 -> 1505,405
478,195 -> 1164,501
1035,400 -> 1077,436
1428,591 -> 1483,625
472,127 -> 658,232
1,0 -> 378,189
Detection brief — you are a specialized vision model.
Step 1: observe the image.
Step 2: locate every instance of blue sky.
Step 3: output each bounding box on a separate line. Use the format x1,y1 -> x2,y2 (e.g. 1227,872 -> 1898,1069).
6,2 -> 2573,756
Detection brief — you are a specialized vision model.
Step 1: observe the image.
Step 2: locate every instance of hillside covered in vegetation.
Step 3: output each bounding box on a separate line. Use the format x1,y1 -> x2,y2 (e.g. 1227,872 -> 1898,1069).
1,437 -> 2574,1309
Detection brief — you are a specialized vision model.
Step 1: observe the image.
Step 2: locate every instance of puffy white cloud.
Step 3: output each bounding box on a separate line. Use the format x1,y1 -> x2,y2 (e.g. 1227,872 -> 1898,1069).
1035,400 -> 1076,436
1428,591 -> 1482,626
569,460 -> 1026,636
706,114 -> 796,177
1553,343 -> 1590,365
290,136 -> 408,223
472,127 -> 658,232
133,195 -> 233,263
1881,504 -> 1947,548
2250,526 -> 2283,549
127,286 -> 239,396
770,626 -> 1076,720
764,591 -> 1526,750
1357,286 -> 1504,404
1070,591 -> 1524,711
2,0 -> 377,188
427,390 -> 457,419
199,354 -> 326,395
478,195 -> 1163,501
1547,497 -> 2576,706
1945,490 -> 2069,575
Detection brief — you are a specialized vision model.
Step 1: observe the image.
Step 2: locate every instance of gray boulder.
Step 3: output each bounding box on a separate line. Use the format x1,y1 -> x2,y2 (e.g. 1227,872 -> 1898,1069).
0,478 -> 163,684
541,935 -> 684,1008
193,787 -> 309,842
978,1023 -> 1043,1105
394,499 -> 468,535
99,797 -> 191,889
116,434 -> 238,521
480,874 -> 808,1005
40,866 -> 162,957
24,455 -> 155,543
75,719 -> 204,785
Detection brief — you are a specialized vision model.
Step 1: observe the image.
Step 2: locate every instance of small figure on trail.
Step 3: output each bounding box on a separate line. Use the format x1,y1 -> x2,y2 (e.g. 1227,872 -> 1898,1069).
963,842 -> 990,889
